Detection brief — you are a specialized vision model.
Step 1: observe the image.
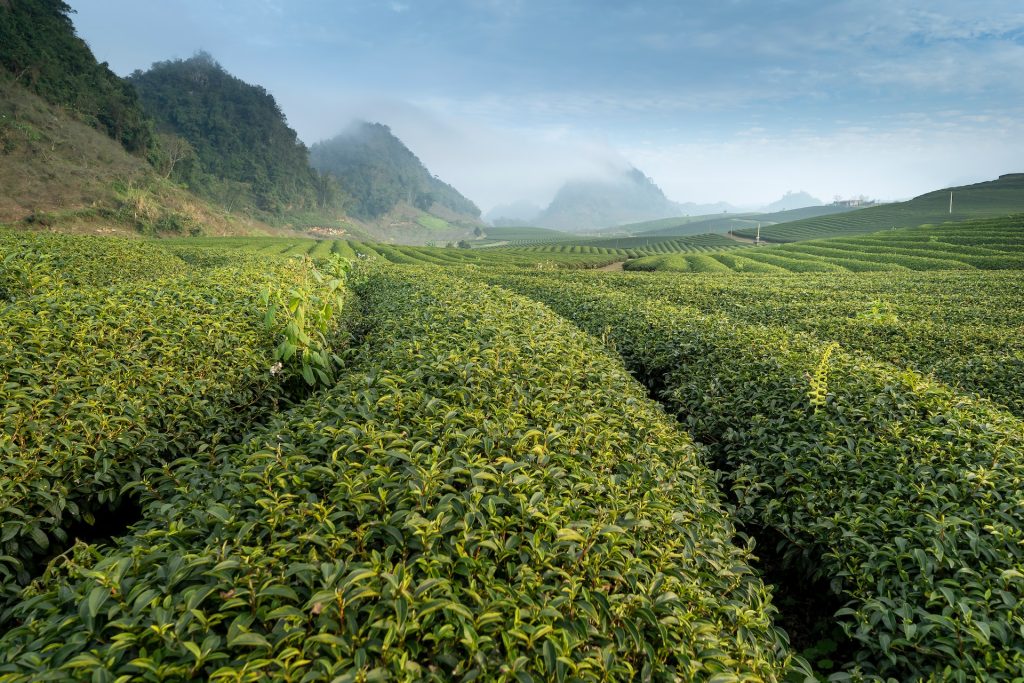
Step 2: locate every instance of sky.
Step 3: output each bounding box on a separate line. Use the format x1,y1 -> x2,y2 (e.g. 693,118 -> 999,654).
68,0 -> 1024,212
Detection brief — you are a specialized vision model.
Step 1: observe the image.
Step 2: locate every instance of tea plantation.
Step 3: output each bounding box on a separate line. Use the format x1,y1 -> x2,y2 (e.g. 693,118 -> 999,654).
2,219 -> 1024,682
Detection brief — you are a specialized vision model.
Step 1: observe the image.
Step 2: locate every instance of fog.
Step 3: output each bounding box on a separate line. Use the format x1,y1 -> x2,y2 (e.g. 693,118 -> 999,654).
288,93 -> 1023,214
293,95 -> 638,213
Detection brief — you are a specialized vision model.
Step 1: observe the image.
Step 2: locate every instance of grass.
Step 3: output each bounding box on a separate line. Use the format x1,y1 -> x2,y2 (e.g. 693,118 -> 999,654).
415,214 -> 451,230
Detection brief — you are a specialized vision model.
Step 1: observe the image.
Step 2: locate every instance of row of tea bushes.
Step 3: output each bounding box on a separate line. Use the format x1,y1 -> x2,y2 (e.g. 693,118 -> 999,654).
0,230 -> 190,300
483,272 -> 1024,680
0,266 -> 797,681
588,269 -> 1024,417
0,241 -> 353,611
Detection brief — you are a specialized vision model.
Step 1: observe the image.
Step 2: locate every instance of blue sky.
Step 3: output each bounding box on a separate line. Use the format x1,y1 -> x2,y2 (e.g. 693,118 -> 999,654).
69,0 -> 1024,210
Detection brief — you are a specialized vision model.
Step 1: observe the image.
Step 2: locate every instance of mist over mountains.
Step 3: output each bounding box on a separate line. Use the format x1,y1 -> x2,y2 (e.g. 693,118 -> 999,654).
484,167 -> 827,231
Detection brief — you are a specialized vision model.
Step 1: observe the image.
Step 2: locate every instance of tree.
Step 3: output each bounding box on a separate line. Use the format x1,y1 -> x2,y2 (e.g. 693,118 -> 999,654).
150,132 -> 196,180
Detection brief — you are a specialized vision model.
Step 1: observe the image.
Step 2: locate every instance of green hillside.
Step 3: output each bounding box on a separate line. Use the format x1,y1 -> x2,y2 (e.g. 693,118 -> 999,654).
0,73 -> 278,235
0,0 -> 152,152
474,225 -> 576,245
625,213 -> 1024,274
735,174 -> 1024,242
629,205 -> 858,237
128,54 -> 335,216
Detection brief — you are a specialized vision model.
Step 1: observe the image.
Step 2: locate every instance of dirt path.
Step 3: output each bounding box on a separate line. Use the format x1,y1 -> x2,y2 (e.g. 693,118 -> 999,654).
595,260 -> 625,272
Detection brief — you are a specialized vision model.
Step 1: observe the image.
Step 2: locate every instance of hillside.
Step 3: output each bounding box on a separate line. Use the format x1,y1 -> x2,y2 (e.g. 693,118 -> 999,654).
533,167 -> 683,230
0,75 -> 279,235
736,174 -> 1024,242
128,54 -> 336,216
310,122 -> 480,225
0,0 -> 151,152
609,204 -> 858,238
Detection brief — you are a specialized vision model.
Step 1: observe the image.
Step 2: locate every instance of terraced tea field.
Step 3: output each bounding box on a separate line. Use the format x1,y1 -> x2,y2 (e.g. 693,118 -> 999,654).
626,214 -> 1024,273
732,173 -> 1024,243
3,215 -> 1024,681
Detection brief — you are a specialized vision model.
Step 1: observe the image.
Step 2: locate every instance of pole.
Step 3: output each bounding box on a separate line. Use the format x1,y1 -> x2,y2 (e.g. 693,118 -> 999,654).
756,223 -> 760,245
949,191 -> 953,214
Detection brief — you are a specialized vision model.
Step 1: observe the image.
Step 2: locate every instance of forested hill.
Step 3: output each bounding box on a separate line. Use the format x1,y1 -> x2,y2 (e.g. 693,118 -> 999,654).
534,167 -> 683,230
0,0 -> 152,152
128,54 -> 337,214
310,122 -> 481,221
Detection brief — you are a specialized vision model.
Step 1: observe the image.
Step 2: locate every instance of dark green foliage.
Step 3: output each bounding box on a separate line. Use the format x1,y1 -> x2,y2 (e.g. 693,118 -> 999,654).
0,0 -> 152,152
128,53 -> 339,214
310,122 -> 480,220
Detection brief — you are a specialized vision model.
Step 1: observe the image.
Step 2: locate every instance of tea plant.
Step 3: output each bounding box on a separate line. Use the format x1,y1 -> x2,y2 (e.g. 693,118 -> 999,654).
0,266 -> 798,681
481,273 -> 1024,679
261,254 -> 350,387
0,235 -> 354,611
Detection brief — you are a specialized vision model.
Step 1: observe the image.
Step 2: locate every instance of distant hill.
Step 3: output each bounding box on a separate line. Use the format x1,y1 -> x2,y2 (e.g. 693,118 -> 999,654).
765,191 -> 822,212
616,205 -> 858,238
310,122 -> 480,225
0,0 -> 152,153
533,167 -> 683,231
128,53 -> 332,215
736,174 -> 1024,243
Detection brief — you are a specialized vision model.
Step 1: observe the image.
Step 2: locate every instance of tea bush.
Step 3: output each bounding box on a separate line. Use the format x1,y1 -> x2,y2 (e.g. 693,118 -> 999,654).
484,273 -> 1024,679
0,236 -> 354,610
0,266 -> 796,681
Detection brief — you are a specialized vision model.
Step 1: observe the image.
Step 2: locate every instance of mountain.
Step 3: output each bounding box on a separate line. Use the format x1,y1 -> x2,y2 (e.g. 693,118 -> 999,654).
766,191 -> 823,212
0,72 -> 277,235
128,53 -> 335,215
0,0 -> 152,152
309,122 -> 481,224
533,167 -> 683,231
485,200 -> 542,227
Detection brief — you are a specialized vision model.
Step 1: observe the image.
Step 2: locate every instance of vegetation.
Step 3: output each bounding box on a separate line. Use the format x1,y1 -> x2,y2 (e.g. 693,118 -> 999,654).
0,240 -> 797,680
735,174 -> 1024,242
475,269 -> 1024,679
0,0 -> 153,152
310,122 -> 480,222
626,214 -> 1024,273
128,54 -> 337,216
0,232 -> 355,614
